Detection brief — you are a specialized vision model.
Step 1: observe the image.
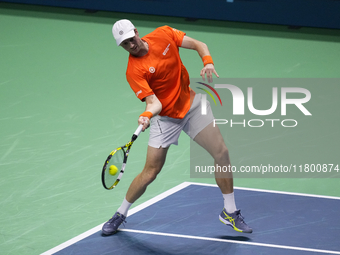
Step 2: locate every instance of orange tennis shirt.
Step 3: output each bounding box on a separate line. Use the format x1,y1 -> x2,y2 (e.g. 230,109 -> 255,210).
126,26 -> 193,119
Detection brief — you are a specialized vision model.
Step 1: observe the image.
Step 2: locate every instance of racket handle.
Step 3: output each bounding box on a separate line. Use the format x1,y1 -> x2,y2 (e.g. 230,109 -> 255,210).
132,124 -> 143,141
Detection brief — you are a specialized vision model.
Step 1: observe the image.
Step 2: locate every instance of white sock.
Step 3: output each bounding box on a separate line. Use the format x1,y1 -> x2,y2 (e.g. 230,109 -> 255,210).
222,192 -> 237,213
117,198 -> 133,216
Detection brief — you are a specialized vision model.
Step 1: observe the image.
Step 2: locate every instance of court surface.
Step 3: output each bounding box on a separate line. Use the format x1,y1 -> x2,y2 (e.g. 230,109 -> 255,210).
42,182 -> 340,255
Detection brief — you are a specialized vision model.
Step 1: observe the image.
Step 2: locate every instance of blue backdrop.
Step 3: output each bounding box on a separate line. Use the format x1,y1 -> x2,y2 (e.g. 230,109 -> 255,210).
2,0 -> 340,29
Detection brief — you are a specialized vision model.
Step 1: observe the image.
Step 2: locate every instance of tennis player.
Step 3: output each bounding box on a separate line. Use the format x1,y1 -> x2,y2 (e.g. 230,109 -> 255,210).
102,19 -> 252,235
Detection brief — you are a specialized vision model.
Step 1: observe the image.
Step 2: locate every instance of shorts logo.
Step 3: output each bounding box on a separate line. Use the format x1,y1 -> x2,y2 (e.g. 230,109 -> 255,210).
149,67 -> 155,73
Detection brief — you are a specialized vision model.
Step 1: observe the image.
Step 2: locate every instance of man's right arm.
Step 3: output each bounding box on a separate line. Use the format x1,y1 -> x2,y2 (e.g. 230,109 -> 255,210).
138,94 -> 162,130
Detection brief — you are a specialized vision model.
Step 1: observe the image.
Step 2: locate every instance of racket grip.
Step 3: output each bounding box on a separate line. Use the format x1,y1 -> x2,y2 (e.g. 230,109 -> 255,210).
132,124 -> 143,141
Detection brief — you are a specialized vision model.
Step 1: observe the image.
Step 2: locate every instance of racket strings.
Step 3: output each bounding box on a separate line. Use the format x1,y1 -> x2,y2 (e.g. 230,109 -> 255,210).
104,148 -> 125,189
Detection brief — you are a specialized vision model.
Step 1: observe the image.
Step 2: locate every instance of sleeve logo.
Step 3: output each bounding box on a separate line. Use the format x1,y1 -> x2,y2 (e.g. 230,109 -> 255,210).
136,90 -> 142,97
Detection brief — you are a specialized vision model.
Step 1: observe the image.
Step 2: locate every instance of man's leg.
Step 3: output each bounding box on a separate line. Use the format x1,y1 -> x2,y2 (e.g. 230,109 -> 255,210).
126,145 -> 169,203
193,122 -> 233,194
193,122 -> 252,233
102,145 -> 169,235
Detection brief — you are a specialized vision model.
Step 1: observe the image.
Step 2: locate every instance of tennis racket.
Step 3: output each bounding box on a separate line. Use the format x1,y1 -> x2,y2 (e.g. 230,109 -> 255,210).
101,124 -> 143,190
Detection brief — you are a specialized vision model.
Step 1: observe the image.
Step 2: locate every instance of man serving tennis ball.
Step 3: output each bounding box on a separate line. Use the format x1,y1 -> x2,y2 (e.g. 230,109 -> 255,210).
102,19 -> 252,235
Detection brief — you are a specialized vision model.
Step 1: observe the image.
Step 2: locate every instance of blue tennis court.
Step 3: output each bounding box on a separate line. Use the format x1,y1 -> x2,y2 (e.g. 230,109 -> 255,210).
42,182 -> 340,255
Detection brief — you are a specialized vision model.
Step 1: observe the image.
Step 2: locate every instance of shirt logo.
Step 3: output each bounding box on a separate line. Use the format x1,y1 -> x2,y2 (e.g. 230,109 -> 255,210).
149,67 -> 155,73
163,43 -> 170,56
136,90 -> 142,97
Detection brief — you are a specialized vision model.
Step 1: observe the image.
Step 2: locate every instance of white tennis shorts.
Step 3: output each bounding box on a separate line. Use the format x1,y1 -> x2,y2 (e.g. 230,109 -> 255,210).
148,93 -> 214,148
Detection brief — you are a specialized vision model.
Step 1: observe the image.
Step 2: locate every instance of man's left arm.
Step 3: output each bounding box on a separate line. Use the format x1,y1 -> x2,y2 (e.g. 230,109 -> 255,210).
181,36 -> 219,83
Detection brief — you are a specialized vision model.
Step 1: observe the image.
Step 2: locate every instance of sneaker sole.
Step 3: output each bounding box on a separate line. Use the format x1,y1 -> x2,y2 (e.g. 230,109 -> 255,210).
219,215 -> 252,233
102,229 -> 118,236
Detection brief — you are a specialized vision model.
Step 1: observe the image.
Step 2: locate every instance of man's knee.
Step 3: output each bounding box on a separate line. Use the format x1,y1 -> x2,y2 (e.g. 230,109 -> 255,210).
214,145 -> 230,163
141,166 -> 161,185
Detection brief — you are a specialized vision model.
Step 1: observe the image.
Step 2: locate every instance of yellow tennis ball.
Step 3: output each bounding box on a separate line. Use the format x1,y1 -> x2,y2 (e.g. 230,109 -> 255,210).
109,165 -> 118,176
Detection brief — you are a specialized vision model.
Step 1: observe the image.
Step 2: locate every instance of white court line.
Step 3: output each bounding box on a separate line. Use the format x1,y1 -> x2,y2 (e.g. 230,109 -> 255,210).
120,228 -> 340,255
40,182 -> 192,255
186,181 -> 340,200
41,181 -> 340,254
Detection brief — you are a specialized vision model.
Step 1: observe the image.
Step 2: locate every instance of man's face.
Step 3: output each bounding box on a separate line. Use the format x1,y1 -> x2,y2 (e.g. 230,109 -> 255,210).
120,29 -> 144,56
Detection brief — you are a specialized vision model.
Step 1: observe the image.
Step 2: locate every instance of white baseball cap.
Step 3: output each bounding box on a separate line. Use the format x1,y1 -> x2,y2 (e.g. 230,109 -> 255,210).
112,19 -> 136,46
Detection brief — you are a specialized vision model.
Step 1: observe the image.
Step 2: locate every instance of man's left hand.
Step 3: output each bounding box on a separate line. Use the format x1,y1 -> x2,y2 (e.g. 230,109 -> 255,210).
200,64 -> 219,83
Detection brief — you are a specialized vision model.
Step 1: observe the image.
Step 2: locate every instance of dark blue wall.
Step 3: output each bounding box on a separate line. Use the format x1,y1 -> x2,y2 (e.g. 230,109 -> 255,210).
2,0 -> 340,29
